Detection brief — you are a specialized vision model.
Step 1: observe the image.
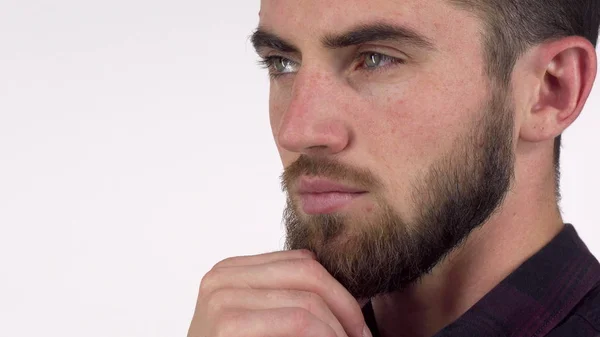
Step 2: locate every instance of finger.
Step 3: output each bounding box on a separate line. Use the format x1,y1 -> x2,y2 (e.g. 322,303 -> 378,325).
213,249 -> 316,269
205,289 -> 347,337
201,258 -> 365,337
210,307 -> 340,337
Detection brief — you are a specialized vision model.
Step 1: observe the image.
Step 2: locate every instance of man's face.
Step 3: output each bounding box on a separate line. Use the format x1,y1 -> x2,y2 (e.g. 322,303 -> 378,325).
256,0 -> 517,299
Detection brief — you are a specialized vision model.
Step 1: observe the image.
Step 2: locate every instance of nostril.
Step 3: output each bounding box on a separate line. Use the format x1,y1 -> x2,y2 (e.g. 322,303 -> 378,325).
307,145 -> 328,151
304,145 -> 331,156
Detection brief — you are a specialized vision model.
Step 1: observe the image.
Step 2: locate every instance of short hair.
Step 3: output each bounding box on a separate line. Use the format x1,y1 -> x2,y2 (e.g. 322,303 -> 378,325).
449,0 -> 600,198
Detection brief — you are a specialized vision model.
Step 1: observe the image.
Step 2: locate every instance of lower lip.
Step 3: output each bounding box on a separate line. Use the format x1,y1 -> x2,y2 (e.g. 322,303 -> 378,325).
300,192 -> 366,215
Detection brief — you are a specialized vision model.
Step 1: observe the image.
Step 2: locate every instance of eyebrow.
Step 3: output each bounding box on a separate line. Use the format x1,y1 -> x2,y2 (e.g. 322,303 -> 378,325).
323,23 -> 436,50
251,22 -> 436,54
251,30 -> 300,54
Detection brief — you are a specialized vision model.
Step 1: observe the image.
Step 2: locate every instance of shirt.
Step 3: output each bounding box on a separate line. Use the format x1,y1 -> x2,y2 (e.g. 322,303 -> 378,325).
362,224 -> 600,337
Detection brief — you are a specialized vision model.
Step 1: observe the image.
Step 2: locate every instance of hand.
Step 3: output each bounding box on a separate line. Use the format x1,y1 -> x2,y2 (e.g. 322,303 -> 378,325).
187,249 -> 371,337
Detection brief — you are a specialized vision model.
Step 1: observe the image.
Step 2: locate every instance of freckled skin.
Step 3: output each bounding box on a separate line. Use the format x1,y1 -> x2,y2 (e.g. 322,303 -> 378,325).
260,0 -> 525,301
261,0 -> 491,219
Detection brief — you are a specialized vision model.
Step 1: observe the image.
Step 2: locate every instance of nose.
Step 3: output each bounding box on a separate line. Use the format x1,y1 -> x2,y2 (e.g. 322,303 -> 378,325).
275,71 -> 351,157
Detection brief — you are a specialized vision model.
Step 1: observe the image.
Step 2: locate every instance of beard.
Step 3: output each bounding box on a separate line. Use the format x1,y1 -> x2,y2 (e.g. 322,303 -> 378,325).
281,85 -> 515,300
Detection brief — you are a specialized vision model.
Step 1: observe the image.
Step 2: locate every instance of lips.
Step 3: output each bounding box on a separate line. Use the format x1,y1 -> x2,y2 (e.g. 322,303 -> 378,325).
297,177 -> 367,194
296,177 -> 367,214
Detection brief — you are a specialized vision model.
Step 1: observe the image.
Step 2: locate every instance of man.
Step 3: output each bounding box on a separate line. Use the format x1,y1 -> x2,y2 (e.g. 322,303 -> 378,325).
190,1 -> 600,336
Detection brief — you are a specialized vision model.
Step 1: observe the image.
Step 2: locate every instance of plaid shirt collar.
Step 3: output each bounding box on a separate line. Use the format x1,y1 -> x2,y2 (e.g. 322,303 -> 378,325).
363,224 -> 600,337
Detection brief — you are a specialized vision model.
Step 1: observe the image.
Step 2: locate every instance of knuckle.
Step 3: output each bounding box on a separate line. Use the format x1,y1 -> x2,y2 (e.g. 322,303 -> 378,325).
299,258 -> 326,280
204,288 -> 229,314
213,256 -> 239,269
302,291 -> 327,314
297,249 -> 316,259
212,311 -> 241,337
286,307 -> 313,331
199,268 -> 222,297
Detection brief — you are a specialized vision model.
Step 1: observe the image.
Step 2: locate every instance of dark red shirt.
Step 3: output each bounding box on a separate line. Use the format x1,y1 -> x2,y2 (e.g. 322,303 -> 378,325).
362,224 -> 600,336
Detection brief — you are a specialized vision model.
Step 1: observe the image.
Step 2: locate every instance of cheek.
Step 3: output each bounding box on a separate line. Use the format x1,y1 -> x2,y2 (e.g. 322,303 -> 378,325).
269,89 -> 287,138
269,90 -> 298,166
268,78 -> 297,133
357,80 -> 483,173
365,96 -> 445,159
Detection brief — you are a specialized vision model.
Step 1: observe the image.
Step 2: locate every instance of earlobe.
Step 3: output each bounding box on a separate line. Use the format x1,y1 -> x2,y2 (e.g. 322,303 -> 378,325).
519,37 -> 597,143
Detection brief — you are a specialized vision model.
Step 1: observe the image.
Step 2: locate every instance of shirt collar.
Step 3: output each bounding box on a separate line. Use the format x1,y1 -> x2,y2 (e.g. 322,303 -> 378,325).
362,224 -> 600,337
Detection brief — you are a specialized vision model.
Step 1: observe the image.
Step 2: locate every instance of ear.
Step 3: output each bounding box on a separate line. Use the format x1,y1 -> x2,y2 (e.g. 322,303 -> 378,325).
520,36 -> 597,142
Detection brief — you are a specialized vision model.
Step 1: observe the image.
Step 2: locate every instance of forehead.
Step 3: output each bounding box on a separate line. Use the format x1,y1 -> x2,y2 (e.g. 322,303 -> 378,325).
259,0 -> 482,53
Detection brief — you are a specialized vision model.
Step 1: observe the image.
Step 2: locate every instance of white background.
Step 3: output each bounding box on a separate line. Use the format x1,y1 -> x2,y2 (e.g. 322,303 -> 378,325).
0,1 -> 598,337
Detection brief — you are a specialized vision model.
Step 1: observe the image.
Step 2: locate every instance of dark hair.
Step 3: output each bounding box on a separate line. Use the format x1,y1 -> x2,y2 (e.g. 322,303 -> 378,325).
449,0 -> 600,197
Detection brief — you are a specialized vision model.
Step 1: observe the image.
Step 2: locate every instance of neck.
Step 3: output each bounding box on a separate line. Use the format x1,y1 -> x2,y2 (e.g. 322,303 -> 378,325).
371,155 -> 564,337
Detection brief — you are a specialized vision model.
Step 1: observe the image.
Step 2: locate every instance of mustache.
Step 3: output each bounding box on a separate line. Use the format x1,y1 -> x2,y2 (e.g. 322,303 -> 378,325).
280,155 -> 382,192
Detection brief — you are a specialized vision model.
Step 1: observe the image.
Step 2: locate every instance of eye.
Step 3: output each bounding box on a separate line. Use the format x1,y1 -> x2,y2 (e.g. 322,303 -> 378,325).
273,57 -> 298,73
359,52 -> 404,70
259,56 -> 300,77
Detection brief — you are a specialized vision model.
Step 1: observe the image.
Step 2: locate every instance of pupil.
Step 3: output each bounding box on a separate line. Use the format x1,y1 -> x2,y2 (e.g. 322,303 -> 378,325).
276,58 -> 293,72
368,54 -> 380,67
276,58 -> 287,72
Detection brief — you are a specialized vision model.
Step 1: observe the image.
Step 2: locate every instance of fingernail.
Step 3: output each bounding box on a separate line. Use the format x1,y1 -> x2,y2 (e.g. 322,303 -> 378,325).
363,325 -> 373,337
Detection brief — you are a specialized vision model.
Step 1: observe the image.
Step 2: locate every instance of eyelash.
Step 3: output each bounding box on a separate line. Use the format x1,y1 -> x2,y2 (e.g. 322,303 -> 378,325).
257,57 -> 285,79
258,52 -> 405,79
